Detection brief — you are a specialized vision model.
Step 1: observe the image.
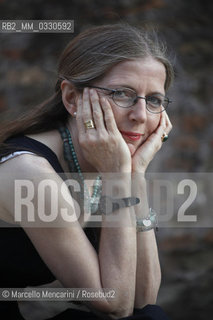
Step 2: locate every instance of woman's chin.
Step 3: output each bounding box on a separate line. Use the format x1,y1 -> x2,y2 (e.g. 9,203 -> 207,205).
127,143 -> 137,156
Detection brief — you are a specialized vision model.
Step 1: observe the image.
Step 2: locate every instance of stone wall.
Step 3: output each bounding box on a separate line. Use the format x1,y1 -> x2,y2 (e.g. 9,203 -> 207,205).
0,0 -> 212,319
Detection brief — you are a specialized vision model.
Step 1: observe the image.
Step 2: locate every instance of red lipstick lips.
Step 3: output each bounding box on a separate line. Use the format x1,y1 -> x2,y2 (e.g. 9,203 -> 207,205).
120,131 -> 144,141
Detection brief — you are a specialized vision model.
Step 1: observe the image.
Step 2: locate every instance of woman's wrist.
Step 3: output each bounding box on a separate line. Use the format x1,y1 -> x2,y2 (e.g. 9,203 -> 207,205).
101,172 -> 132,196
131,174 -> 150,220
131,173 -> 147,195
132,167 -> 146,176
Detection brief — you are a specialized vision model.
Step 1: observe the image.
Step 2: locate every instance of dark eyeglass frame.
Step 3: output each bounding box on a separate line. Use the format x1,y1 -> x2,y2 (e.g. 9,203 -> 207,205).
88,85 -> 172,114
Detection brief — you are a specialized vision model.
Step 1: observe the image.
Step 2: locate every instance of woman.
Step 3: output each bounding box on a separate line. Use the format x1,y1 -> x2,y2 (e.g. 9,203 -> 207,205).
0,24 -> 173,319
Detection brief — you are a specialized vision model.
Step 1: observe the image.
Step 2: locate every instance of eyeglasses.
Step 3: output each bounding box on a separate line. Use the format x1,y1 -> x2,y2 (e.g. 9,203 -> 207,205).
88,85 -> 172,114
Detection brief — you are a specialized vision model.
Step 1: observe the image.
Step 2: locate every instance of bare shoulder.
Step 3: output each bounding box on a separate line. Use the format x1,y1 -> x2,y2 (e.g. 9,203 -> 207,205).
0,153 -> 55,176
0,154 -> 58,220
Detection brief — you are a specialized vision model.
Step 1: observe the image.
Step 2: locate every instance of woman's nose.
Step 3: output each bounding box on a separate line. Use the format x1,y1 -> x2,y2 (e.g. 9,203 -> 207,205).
129,98 -> 147,123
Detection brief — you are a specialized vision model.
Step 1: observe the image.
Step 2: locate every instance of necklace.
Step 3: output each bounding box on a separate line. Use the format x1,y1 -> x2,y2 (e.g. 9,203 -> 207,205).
58,125 -> 101,214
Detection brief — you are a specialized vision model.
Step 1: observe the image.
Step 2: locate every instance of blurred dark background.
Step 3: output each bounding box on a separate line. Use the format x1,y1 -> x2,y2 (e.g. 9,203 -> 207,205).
0,0 -> 212,319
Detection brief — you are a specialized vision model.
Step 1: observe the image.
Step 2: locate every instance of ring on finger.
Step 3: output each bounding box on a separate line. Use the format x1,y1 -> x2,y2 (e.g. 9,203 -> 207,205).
161,132 -> 169,142
84,119 -> 95,130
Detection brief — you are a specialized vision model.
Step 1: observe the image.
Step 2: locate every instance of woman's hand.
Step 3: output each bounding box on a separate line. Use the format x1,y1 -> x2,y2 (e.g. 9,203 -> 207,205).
76,88 -> 131,173
132,111 -> 172,173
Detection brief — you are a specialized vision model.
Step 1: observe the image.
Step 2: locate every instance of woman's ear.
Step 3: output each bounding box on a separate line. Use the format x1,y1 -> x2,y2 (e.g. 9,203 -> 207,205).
61,80 -> 78,117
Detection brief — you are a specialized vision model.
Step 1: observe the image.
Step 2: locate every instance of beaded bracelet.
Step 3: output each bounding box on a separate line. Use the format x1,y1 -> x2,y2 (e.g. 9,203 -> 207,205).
136,208 -> 158,232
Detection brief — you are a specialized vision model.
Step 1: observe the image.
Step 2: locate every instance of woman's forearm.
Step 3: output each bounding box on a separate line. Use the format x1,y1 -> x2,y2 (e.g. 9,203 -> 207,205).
132,175 -> 161,308
98,174 -> 137,317
135,230 -> 161,308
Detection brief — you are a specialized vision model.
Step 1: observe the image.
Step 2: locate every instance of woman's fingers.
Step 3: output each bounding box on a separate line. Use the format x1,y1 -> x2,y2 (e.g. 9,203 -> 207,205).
100,96 -> 118,133
155,111 -> 172,143
164,111 -> 173,133
82,88 -> 93,123
89,89 -> 105,131
89,88 -> 119,134
76,95 -> 85,136
77,88 -> 118,134
76,88 -> 101,136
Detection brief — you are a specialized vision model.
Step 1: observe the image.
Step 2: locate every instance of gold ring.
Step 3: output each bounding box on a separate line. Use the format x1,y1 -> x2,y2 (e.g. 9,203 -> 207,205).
161,132 -> 169,142
84,119 -> 95,129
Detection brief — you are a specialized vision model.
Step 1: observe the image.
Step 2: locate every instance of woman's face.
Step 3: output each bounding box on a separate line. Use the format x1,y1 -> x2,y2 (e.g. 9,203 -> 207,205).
94,57 -> 167,156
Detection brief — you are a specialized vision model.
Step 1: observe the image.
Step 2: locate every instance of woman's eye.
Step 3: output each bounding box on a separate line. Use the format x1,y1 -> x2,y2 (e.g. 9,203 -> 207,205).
147,96 -> 162,106
114,90 -> 126,98
114,90 -> 132,99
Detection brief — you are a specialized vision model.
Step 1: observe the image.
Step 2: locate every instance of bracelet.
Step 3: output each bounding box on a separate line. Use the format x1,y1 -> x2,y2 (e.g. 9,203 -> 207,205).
136,208 -> 158,232
98,196 -> 140,215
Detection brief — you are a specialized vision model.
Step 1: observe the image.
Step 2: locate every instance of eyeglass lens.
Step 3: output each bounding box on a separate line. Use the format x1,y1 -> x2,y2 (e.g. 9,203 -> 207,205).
112,89 -> 167,113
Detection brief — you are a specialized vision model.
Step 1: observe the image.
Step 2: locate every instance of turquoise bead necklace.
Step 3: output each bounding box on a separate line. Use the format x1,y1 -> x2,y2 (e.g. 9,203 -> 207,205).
58,125 -> 101,214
